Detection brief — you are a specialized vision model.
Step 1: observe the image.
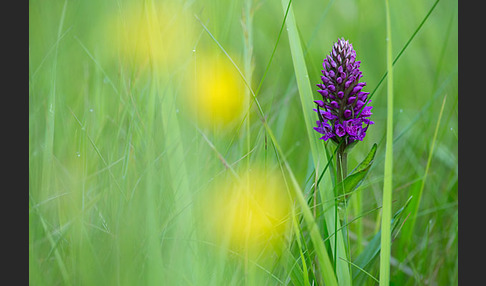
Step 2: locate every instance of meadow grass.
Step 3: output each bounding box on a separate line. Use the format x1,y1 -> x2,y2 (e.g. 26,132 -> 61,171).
30,0 -> 458,285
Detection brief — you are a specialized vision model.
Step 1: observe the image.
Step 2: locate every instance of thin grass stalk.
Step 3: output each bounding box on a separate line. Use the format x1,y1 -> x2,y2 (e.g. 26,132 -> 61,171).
242,1 -> 254,281
292,207 -> 311,286
243,0 -> 253,171
379,0 -> 394,284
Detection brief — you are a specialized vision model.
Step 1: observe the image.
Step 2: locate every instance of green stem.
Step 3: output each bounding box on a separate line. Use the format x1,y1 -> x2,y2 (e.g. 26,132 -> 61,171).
336,150 -> 342,186
342,151 -> 348,181
336,142 -> 348,184
334,141 -> 348,273
340,149 -> 350,274
334,154 -> 339,271
243,0 -> 253,172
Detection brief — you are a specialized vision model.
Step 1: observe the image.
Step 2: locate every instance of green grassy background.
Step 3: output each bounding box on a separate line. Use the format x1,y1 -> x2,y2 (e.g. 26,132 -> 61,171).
29,0 -> 458,285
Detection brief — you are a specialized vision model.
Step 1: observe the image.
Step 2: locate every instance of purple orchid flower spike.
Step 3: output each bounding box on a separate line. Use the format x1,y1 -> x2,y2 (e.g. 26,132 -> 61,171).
313,38 -> 373,150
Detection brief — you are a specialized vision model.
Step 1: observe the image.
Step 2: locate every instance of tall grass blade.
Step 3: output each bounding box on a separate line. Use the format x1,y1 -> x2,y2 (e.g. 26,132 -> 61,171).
242,0 -> 253,174
279,0 -> 318,158
290,209 -> 311,286
379,0 -> 394,284
279,0 -> 351,284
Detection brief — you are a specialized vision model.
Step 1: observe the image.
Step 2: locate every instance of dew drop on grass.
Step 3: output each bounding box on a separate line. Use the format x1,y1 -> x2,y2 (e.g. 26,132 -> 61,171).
76,151 -> 81,158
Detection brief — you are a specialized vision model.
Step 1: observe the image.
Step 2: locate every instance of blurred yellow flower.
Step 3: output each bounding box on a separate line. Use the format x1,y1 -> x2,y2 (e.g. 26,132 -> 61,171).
202,166 -> 292,257
188,55 -> 246,128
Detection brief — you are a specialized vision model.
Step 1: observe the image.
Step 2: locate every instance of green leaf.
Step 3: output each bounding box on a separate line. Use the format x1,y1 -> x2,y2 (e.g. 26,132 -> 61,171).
335,143 -> 377,200
352,143 -> 378,174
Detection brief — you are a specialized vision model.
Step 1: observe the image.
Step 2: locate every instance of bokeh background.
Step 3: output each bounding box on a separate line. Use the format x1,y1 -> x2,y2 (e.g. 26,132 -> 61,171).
29,0 -> 457,284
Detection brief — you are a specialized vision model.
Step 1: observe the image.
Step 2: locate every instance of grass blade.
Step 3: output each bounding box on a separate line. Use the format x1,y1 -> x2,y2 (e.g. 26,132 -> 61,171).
379,0 -> 394,284
279,0 -> 318,159
291,209 -> 311,286
280,0 -> 351,284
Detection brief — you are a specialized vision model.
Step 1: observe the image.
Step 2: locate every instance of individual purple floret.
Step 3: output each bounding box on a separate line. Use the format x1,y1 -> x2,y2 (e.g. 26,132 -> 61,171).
313,38 -> 373,147
313,120 -> 334,141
